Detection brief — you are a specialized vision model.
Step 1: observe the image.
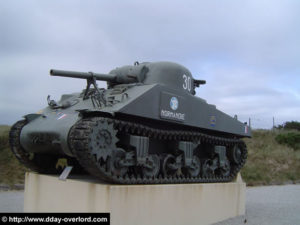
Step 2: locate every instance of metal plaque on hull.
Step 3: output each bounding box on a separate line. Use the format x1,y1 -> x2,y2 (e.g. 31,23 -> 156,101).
160,92 -> 185,122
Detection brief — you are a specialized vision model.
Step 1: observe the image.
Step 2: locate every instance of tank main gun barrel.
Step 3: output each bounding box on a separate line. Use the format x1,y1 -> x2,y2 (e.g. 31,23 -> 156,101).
194,79 -> 206,87
50,69 -> 116,82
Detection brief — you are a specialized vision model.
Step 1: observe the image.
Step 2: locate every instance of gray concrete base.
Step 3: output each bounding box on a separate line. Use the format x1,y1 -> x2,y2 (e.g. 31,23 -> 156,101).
24,172 -> 245,225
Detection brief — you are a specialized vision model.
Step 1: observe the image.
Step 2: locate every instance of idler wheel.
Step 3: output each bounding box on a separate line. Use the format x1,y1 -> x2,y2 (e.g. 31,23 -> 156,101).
183,155 -> 201,177
228,145 -> 242,164
161,154 -> 178,177
143,154 -> 160,178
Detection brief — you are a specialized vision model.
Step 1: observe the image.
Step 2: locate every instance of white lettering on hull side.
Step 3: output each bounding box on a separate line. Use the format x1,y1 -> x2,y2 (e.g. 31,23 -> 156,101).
160,109 -> 185,121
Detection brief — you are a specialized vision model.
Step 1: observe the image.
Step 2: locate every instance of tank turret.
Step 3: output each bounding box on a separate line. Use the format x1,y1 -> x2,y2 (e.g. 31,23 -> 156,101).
109,61 -> 206,95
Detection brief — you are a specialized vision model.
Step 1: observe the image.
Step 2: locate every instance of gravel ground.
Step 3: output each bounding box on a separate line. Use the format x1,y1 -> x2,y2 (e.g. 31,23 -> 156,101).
0,191 -> 24,212
215,184 -> 300,225
0,184 -> 300,225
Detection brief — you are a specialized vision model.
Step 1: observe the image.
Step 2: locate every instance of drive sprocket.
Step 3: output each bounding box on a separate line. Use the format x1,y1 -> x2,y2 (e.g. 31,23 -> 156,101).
69,117 -> 123,182
89,119 -> 118,161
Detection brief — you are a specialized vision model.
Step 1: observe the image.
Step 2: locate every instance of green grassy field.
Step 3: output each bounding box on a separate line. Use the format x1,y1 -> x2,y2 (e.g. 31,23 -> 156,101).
241,129 -> 300,185
0,125 -> 27,186
0,125 -> 299,186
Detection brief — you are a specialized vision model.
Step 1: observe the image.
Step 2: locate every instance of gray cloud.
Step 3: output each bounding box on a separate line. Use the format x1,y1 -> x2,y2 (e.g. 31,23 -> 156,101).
0,0 -> 299,128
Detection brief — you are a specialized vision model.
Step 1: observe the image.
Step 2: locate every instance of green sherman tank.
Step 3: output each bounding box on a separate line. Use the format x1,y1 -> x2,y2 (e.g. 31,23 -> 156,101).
9,61 -> 251,184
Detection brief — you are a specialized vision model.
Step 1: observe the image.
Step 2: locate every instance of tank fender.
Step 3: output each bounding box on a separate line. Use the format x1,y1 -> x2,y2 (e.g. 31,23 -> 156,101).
24,113 -> 43,122
77,109 -> 115,118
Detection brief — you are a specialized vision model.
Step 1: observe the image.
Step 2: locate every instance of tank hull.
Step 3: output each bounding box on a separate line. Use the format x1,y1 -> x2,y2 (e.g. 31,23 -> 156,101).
19,83 -> 250,158
116,84 -> 250,138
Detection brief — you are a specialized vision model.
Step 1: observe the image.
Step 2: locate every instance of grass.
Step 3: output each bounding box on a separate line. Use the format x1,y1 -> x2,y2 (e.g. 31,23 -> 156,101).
0,125 -> 299,186
0,125 -> 27,187
241,129 -> 300,186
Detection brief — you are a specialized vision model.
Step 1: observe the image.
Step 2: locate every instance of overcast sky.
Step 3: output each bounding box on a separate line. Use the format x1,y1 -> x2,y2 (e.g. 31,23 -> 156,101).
1,0 -> 299,128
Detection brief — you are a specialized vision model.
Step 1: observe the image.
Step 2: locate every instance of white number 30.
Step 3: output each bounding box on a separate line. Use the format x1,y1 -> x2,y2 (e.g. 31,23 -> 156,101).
183,74 -> 191,92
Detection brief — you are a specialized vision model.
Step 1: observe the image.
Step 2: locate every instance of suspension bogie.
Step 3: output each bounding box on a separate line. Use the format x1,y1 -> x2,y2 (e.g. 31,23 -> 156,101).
67,116 -> 247,184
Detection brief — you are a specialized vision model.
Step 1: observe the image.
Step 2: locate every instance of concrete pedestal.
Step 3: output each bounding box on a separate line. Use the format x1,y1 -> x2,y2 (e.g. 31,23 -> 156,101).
24,172 -> 245,225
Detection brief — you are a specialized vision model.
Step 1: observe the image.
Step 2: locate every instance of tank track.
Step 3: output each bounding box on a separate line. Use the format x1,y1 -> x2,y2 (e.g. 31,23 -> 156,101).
9,120 -> 45,172
9,120 -> 85,174
69,117 -> 247,184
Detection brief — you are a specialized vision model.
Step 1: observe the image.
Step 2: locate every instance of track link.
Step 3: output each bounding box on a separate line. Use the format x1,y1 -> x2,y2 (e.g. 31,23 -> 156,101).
69,117 -> 247,184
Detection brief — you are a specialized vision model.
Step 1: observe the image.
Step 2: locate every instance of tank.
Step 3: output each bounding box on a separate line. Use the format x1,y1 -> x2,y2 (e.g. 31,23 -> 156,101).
9,61 -> 251,184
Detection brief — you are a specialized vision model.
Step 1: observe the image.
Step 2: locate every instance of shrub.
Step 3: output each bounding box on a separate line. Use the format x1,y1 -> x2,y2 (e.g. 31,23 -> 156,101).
275,132 -> 300,150
276,121 -> 300,131
284,121 -> 300,131
0,126 -> 10,151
